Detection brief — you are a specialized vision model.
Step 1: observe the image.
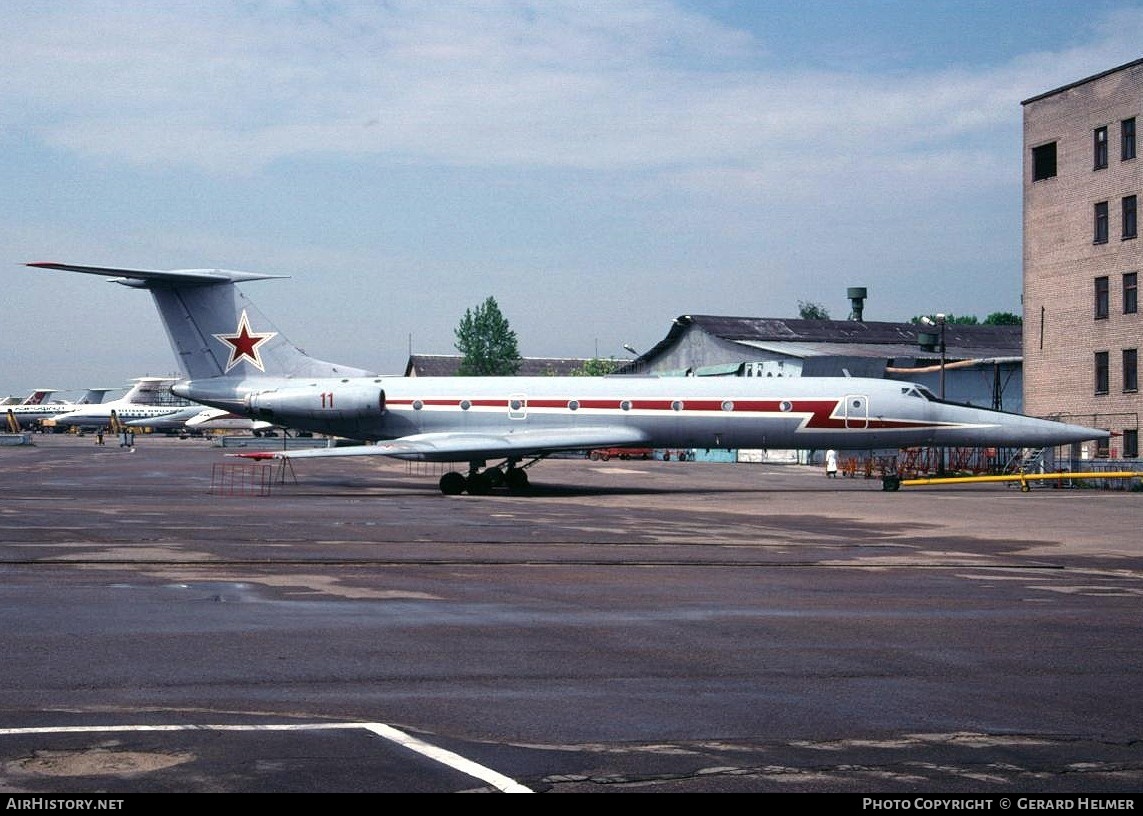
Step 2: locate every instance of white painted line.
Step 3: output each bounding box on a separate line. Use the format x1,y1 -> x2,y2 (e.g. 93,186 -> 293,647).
0,721 -> 534,793
362,722 -> 533,793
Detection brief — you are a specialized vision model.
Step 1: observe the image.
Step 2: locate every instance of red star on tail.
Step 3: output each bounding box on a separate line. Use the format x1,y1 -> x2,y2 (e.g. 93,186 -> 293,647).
213,310 -> 277,372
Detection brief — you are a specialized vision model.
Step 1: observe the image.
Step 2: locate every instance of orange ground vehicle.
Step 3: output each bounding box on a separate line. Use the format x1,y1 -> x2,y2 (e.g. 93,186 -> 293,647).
588,447 -> 653,461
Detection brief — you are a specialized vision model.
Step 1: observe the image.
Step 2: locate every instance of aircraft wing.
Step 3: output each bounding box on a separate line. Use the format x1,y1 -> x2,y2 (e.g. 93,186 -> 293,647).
235,426 -> 652,463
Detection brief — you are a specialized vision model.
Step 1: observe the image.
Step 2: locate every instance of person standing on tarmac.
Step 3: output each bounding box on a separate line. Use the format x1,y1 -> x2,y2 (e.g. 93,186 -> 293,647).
825,449 -> 838,478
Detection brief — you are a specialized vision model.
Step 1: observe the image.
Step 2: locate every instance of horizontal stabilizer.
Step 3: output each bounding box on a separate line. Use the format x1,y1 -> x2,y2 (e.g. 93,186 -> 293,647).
26,262 -> 287,287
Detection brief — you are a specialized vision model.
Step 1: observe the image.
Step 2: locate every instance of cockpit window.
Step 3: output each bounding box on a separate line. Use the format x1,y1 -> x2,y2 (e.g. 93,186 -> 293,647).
901,386 -> 936,400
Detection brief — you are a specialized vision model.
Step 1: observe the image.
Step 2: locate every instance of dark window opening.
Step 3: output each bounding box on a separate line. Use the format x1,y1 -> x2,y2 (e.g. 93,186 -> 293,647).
1124,348 -> 1138,393
1032,142 -> 1057,181
1094,125 -> 1109,169
1094,201 -> 1109,244
1123,195 -> 1137,240
1095,351 -> 1110,395
1125,272 -> 1138,315
1096,434 -> 1111,459
1123,117 -> 1136,161
1095,276 -> 1110,319
1123,429 -> 1139,459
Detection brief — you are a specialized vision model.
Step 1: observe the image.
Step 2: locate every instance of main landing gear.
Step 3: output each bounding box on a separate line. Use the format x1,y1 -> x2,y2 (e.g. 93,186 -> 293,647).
438,457 -> 535,495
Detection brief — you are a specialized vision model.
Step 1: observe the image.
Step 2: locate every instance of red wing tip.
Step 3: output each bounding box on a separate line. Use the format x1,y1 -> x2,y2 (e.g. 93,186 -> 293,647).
226,452 -> 276,460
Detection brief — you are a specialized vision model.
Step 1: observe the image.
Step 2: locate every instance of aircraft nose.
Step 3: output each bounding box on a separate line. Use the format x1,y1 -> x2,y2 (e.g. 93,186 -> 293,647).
1042,418 -> 1108,446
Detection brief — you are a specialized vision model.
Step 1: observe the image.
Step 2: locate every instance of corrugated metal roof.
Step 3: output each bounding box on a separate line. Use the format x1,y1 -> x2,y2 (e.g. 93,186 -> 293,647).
684,315 -> 1021,351
618,315 -> 1024,376
737,339 -> 1019,361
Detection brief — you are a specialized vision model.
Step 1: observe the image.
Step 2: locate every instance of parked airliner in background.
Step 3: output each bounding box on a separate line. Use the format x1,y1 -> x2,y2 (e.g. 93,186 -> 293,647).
48,376 -> 194,431
124,405 -> 279,436
183,407 -> 279,435
26,262 -> 1109,495
4,388 -> 115,430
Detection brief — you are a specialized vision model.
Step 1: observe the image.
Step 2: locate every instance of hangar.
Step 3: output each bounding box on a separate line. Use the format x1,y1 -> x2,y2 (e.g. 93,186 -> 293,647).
615,314 -> 1024,414
403,310 -> 1024,415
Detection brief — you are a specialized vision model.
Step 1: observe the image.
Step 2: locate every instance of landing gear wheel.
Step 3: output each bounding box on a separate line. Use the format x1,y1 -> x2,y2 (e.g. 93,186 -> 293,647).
504,467 -> 529,491
439,471 -> 467,495
466,471 -> 494,495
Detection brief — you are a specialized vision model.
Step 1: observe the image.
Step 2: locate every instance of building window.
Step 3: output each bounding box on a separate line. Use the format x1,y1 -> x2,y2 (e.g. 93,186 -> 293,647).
1032,142 -> 1057,180
1123,117 -> 1136,161
1123,429 -> 1139,459
1125,272 -> 1138,315
1094,201 -> 1109,243
1095,351 -> 1109,395
1094,126 -> 1109,169
1095,276 -> 1110,318
1125,348 -> 1138,393
1096,435 -> 1110,459
1124,195 -> 1138,239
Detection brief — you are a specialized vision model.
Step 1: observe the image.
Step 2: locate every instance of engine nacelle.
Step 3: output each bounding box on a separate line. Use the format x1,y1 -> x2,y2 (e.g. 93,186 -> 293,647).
245,384 -> 386,429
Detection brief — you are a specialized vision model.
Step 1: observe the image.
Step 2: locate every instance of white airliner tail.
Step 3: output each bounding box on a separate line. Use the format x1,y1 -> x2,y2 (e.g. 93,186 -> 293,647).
20,389 -> 56,406
77,388 -> 115,405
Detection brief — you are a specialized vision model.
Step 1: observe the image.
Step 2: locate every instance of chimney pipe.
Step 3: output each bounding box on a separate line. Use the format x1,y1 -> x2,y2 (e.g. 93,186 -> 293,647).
847,287 -> 867,322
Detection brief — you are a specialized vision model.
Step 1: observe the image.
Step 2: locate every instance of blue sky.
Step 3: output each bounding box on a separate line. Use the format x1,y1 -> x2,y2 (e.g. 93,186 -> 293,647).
4,1 -> 1143,399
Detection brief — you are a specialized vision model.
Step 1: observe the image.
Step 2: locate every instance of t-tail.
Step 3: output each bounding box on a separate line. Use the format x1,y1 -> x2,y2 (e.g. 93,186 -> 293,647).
26,263 -> 376,383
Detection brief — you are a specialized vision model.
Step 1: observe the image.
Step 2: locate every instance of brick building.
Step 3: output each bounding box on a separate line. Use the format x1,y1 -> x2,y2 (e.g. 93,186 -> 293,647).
1023,58 -> 1142,460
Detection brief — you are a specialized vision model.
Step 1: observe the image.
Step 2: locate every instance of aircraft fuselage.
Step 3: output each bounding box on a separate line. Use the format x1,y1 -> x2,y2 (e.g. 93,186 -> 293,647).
174,373 -> 1089,461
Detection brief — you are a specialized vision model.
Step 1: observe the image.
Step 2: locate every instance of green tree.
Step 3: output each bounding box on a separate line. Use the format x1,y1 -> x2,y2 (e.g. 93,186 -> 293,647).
454,296 -> 521,376
798,300 -> 830,320
570,357 -> 620,376
909,314 -> 979,325
983,312 -> 1022,325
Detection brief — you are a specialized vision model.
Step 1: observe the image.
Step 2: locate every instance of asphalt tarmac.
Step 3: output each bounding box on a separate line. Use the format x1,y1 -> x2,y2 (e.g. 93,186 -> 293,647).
0,433 -> 1141,795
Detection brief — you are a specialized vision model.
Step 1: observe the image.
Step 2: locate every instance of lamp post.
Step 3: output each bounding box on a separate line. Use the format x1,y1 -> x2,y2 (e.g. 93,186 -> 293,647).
920,314 -> 947,399
622,344 -> 641,375
919,314 -> 948,475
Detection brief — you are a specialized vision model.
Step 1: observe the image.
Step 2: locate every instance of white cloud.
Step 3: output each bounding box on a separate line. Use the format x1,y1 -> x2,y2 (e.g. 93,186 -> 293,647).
10,0 -> 1140,184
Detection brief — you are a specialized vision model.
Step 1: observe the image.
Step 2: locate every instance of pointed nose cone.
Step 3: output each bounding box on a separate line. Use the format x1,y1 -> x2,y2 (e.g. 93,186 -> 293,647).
1011,415 -> 1108,447
937,404 -> 1109,448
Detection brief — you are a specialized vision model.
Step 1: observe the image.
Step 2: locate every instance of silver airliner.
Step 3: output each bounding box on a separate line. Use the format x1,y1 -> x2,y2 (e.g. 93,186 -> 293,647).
26,262 -> 1107,495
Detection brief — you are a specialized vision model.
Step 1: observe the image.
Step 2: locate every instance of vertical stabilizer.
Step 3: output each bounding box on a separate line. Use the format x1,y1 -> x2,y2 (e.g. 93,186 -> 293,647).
118,377 -> 180,405
21,390 -> 55,405
25,264 -> 376,382
78,389 -> 114,405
